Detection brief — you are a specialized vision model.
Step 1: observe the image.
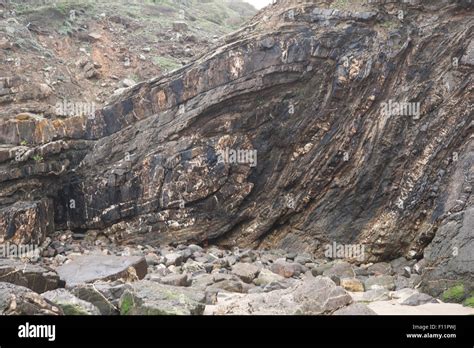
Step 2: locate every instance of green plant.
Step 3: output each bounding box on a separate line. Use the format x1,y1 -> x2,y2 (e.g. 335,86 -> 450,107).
120,293 -> 134,315
441,284 -> 465,303
463,296 -> 474,308
32,154 -> 44,163
20,140 -> 28,146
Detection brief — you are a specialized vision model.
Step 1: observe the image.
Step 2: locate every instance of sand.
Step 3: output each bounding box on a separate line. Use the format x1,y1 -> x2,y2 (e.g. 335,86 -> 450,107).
368,301 -> 474,315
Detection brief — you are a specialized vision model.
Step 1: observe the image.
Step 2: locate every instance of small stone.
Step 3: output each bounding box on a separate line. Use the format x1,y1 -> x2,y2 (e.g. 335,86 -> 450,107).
253,269 -> 285,286
294,253 -> 312,265
145,252 -> 161,266
121,78 -> 136,88
182,260 -> 205,274
270,260 -> 303,278
172,21 -> 188,32
187,244 -> 203,253
403,266 -> 411,278
340,278 -> 365,292
311,262 -> 334,276
88,32 -> 102,41
354,289 -> 390,302
157,273 -> 190,287
231,263 -> 260,283
164,252 -> 183,267
367,262 -> 392,276
400,293 -> 436,306
286,252 -> 297,260
207,279 -> 244,293
364,275 -> 396,291
322,261 -> 355,279
333,303 -> 377,315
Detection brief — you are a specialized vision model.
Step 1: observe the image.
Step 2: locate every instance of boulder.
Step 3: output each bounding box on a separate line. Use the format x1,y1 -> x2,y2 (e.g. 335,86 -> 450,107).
270,260 -> 303,278
400,293 -> 437,306
0,282 -> 62,315
367,262 -> 392,276
231,262 -> 260,283
42,288 -> 100,315
163,252 -> 184,267
0,259 -> 62,293
322,261 -> 355,279
56,255 -> 147,287
156,273 -> 191,287
119,280 -> 206,315
333,303 -> 377,315
340,278 -> 365,292
364,275 -> 396,291
209,276 -> 352,315
71,282 -> 130,315
294,253 -> 313,265
253,268 -> 285,286
207,279 -> 245,293
351,289 -> 390,303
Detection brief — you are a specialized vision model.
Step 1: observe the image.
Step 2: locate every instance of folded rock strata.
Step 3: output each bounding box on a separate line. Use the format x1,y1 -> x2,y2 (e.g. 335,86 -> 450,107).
0,0 -> 472,295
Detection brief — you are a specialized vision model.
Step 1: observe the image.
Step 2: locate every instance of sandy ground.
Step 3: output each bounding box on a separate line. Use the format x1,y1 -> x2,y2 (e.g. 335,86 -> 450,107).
368,301 -> 474,315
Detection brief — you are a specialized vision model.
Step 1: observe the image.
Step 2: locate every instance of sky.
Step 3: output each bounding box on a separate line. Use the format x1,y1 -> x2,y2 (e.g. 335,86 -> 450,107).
242,0 -> 273,10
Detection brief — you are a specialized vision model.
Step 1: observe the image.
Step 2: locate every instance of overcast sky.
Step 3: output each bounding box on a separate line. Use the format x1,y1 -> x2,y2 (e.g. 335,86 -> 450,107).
243,0 -> 272,10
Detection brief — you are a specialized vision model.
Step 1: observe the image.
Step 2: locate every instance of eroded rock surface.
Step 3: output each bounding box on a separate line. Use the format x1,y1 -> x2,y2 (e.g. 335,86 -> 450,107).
56,255 -> 147,287
0,0 -> 472,298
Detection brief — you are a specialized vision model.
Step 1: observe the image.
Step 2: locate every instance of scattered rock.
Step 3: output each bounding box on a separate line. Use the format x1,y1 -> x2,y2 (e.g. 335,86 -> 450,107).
163,252 -> 184,267
172,21 -> 188,32
121,78 -> 136,88
364,275 -> 396,291
352,289 -> 390,303
294,253 -> 312,265
207,279 -> 245,294
270,260 -> 303,278
231,262 -> 260,283
0,282 -> 62,315
42,288 -> 100,315
56,255 -> 147,287
340,278 -> 365,292
0,259 -> 62,293
87,32 -> 102,41
322,261 -> 355,279
394,274 -> 421,290
367,262 -> 392,276
333,303 -> 377,315
209,276 -> 352,315
119,281 -> 206,315
156,273 -> 190,287
71,282 -> 126,315
400,292 -> 437,306
253,268 -> 285,286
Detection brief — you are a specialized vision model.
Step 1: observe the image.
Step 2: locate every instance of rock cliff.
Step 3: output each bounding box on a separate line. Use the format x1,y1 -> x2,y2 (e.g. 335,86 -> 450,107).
0,0 -> 472,295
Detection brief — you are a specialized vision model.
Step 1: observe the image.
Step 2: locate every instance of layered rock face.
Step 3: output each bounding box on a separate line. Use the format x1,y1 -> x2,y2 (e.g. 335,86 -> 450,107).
0,0 -> 472,295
